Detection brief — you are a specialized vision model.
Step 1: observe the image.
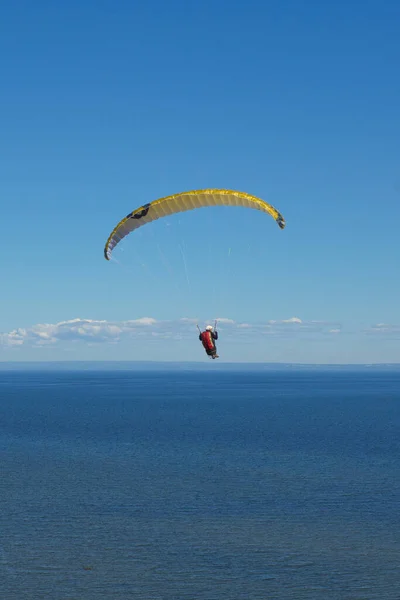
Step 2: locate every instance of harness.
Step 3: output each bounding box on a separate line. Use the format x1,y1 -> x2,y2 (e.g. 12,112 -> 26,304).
200,331 -> 215,352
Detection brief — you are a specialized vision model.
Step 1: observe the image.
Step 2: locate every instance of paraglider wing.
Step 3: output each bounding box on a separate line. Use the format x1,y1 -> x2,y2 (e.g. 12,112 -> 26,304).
104,189 -> 285,260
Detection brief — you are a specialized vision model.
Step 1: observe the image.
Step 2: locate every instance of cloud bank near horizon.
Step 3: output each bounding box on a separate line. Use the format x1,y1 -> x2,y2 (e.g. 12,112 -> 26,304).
0,316 -> 345,349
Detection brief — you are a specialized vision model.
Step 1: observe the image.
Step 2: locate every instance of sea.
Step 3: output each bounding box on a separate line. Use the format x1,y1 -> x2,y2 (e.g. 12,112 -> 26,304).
1,365 -> 399,600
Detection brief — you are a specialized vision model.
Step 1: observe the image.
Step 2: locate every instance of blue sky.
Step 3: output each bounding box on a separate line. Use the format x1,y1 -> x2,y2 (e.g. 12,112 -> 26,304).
1,0 -> 399,363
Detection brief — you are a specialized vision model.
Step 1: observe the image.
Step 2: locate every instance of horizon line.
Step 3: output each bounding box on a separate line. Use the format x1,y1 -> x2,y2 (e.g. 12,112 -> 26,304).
1,359 -> 400,369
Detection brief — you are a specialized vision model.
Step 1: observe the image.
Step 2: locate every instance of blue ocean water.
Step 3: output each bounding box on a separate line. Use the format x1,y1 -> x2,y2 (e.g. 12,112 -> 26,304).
0,368 -> 399,599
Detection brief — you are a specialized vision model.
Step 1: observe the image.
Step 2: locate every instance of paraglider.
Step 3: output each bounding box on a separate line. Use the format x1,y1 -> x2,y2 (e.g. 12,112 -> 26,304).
104,188 -> 286,360
103,188 -> 285,261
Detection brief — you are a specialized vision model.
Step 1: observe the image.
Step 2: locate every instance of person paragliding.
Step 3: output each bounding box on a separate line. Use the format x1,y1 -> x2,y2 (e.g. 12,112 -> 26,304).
104,189 -> 286,362
198,323 -> 219,359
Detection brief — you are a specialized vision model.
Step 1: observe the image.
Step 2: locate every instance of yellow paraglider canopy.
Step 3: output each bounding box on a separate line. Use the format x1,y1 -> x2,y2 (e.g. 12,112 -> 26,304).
104,188 -> 285,260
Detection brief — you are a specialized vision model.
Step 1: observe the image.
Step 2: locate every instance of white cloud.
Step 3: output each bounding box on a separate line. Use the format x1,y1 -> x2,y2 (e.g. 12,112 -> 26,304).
282,317 -> 302,324
268,317 -> 302,325
125,317 -> 157,326
366,323 -> 400,335
1,329 -> 26,346
1,318 -> 156,348
0,315 -> 344,349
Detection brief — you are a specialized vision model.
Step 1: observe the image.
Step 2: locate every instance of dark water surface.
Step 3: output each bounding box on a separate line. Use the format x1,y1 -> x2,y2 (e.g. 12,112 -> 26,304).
1,369 -> 399,599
